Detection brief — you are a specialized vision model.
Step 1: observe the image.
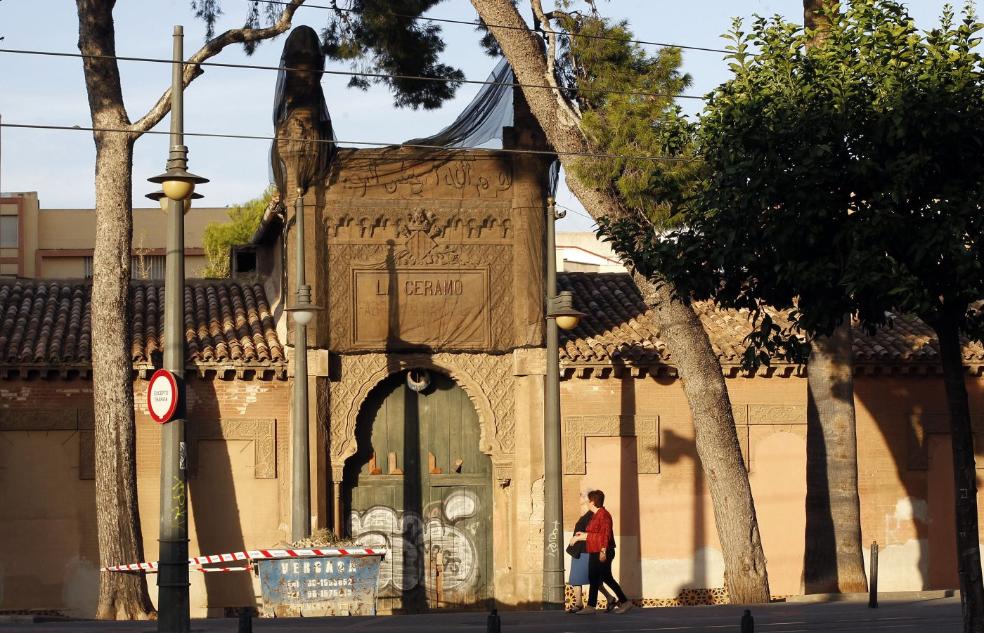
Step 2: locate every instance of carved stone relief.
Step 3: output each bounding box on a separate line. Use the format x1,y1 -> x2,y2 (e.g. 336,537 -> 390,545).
326,207 -> 514,352
731,403 -> 807,471
327,352 -> 514,476
327,207 -> 513,246
562,415 -> 659,475
731,404 -> 808,425
186,418 -> 278,479
335,156 -> 514,200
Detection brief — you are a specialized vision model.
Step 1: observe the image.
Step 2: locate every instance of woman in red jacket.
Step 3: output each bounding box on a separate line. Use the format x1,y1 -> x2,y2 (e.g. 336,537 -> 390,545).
571,489 -> 632,614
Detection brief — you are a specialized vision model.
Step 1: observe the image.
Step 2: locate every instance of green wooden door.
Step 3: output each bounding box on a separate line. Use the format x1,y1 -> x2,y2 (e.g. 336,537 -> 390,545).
345,370 -> 492,612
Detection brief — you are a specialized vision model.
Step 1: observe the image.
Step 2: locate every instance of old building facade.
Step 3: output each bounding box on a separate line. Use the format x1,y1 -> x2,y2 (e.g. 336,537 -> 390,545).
2,52 -> 982,617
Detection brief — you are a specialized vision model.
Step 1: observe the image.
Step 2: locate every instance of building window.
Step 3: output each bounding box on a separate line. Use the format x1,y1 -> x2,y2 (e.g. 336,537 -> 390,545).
84,255 -> 165,280
0,215 -> 17,248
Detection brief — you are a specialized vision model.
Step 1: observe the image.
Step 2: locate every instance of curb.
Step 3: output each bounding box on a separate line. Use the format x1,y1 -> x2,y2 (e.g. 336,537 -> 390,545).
0,615 -> 71,624
785,589 -> 959,603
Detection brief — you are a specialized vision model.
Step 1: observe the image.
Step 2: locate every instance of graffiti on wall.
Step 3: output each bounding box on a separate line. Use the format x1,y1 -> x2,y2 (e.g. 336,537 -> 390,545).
350,489 -> 480,597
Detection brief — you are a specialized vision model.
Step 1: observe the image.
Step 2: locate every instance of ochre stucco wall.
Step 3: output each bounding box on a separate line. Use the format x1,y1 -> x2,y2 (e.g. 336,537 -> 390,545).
0,376 -> 289,617
559,372 -> 979,601
3,367 -> 982,615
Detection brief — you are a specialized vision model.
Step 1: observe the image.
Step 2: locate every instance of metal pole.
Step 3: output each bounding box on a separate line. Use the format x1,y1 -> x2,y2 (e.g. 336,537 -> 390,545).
158,25 -> 190,633
868,541 -> 879,609
542,197 -> 565,607
291,190 -> 311,542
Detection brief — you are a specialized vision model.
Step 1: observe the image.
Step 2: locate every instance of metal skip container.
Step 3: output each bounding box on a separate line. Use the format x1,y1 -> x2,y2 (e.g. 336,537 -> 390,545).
256,552 -> 386,617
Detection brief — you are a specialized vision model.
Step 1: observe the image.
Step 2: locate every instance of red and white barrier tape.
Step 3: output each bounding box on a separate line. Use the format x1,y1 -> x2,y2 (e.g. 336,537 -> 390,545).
102,547 -> 386,573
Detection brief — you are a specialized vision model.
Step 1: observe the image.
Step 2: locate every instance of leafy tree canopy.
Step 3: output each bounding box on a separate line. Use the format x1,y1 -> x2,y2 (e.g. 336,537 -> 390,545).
192,0 -> 465,109
555,11 -> 698,223
601,0 -> 984,366
202,188 -> 274,277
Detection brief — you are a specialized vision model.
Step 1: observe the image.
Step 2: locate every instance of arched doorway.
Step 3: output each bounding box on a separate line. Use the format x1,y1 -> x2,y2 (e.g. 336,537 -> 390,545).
344,369 -> 492,612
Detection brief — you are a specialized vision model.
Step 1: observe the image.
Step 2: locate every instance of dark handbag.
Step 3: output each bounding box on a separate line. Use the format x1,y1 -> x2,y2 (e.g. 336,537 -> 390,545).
565,542 -> 578,557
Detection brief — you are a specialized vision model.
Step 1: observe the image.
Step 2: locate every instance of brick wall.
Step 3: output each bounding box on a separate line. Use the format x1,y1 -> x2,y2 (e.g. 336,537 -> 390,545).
559,372 -> 980,601
0,375 -> 289,616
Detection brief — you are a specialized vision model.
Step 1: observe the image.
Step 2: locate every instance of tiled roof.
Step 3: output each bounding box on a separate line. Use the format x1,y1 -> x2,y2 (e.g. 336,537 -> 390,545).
558,272 -> 984,371
0,279 -> 284,371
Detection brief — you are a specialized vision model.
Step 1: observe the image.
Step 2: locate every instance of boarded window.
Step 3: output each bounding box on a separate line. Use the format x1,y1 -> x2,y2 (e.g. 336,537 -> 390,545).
0,216 -> 18,248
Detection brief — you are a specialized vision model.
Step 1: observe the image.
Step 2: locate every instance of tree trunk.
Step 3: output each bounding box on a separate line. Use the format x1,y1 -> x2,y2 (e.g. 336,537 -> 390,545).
91,132 -> 155,622
803,0 -> 831,46
470,0 -> 770,602
800,0 -> 866,595
803,324 -> 867,593
77,0 -> 155,619
643,277 -> 770,602
935,318 -> 984,633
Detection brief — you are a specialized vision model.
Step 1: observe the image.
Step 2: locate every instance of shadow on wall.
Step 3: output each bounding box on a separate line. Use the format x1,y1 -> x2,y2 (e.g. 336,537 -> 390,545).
187,383 -> 255,614
618,376 -> 643,598
660,426 -> 707,592
854,377 -> 984,592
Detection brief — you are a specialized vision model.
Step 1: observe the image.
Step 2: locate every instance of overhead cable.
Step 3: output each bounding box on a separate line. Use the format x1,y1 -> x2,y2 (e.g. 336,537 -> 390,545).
0,122 -> 699,163
248,0 -> 731,54
0,47 -> 707,101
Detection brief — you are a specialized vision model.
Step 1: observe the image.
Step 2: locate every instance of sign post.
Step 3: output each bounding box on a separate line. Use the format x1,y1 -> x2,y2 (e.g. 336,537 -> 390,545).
147,369 -> 180,424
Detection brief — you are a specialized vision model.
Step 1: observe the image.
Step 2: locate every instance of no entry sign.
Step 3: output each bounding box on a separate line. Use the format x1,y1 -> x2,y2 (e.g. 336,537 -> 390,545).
147,369 -> 179,424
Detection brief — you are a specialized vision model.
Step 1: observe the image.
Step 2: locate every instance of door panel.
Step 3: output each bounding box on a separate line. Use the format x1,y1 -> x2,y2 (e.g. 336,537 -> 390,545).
346,371 -> 491,611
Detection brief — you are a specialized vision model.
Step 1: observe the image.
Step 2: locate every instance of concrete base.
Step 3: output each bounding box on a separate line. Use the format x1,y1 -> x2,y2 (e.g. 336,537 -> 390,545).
785,589 -> 959,603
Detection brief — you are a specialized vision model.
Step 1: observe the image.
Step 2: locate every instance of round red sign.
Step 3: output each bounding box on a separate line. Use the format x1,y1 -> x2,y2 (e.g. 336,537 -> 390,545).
147,369 -> 179,424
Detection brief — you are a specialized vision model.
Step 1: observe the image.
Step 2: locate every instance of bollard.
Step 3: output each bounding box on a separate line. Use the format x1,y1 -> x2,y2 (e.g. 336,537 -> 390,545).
740,609 -> 754,633
869,541 -> 879,609
238,607 -> 253,633
487,607 -> 502,633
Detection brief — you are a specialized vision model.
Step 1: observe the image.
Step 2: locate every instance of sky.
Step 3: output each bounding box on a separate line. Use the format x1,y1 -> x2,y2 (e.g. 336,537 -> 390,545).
0,0 -> 962,232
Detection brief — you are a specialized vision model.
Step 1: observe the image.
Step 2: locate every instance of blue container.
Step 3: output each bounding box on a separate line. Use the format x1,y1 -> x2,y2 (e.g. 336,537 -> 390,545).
256,555 -> 384,617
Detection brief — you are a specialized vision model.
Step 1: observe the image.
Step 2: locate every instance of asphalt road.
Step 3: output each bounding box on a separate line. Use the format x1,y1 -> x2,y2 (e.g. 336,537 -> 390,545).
0,597 -> 963,633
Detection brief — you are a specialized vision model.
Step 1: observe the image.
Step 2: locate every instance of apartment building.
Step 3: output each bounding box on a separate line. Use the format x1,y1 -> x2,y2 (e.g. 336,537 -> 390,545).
0,191 -> 229,279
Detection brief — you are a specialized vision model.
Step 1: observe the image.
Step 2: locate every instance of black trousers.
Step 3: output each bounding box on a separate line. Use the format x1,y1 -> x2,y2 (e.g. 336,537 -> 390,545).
587,551 -> 628,607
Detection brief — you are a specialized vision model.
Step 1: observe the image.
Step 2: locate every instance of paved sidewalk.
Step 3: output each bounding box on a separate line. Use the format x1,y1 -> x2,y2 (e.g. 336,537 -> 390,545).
0,597 -> 962,633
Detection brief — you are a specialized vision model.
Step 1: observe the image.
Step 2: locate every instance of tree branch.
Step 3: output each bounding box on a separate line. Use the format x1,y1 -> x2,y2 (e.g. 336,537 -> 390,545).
131,0 -> 305,134
530,0 -> 581,127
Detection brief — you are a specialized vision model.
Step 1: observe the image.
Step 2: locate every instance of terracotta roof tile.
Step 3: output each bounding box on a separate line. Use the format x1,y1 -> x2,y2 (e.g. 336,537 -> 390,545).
0,279 -> 284,368
558,272 -> 984,369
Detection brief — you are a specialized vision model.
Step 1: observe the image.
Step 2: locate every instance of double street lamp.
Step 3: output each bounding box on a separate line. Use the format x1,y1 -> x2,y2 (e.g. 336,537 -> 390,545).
146,25 -> 207,633
542,196 -> 585,608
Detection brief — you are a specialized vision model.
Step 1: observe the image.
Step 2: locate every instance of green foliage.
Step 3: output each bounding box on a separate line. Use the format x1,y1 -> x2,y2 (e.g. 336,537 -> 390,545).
192,1 -> 464,109
556,13 -> 699,224
201,188 -> 274,278
607,0 -> 984,367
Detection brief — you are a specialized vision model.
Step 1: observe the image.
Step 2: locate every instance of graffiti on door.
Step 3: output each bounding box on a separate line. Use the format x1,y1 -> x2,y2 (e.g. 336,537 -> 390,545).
350,489 -> 480,596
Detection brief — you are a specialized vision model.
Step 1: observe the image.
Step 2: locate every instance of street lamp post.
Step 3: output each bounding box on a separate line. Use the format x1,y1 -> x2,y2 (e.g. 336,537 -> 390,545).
542,196 -> 585,608
147,25 -> 207,633
285,188 -> 319,543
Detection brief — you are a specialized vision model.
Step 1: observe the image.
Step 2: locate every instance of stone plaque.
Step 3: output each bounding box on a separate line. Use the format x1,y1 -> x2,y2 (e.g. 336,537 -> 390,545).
352,267 -> 491,349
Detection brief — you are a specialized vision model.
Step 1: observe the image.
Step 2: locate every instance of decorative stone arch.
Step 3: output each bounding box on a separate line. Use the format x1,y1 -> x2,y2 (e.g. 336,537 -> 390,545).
328,352 -> 514,480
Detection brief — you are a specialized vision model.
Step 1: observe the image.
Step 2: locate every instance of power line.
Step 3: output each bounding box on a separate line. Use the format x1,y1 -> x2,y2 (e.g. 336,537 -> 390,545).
0,47 -> 707,101
557,203 -> 596,224
0,121 -> 698,163
250,0 -> 731,55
